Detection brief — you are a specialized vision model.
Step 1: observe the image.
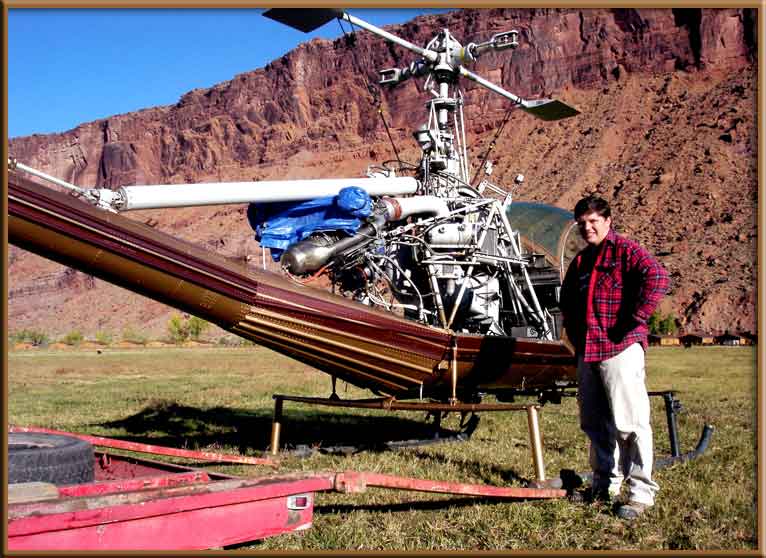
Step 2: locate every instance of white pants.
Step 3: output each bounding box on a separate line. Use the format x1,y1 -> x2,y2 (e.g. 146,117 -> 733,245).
577,343 -> 659,506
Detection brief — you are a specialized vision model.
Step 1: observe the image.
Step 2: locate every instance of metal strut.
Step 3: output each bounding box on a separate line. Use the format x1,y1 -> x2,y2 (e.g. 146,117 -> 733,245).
649,390 -> 683,457
649,390 -> 715,468
268,394 -> 551,484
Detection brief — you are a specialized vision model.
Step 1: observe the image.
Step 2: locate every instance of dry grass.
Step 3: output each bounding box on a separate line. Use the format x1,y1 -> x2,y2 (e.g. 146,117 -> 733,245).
8,345 -> 757,551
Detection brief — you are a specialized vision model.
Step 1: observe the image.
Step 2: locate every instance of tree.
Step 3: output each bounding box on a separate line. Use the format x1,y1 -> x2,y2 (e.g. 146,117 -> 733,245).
167,314 -> 209,344
660,314 -> 678,335
187,316 -> 209,340
648,311 -> 677,335
648,311 -> 662,335
167,314 -> 190,344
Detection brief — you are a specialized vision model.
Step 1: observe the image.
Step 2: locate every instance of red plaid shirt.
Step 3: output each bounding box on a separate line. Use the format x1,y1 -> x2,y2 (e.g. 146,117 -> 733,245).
560,228 -> 670,362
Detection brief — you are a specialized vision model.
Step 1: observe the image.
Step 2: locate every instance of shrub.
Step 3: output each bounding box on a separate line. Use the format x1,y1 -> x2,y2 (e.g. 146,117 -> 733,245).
95,331 -> 113,346
122,327 -> 148,345
30,330 -> 49,346
187,316 -> 209,341
9,331 -> 23,345
647,312 -> 661,335
168,314 -> 209,344
217,335 -> 255,347
10,329 -> 50,347
61,330 -> 83,346
660,314 -> 678,335
167,314 -> 190,344
648,311 -> 678,335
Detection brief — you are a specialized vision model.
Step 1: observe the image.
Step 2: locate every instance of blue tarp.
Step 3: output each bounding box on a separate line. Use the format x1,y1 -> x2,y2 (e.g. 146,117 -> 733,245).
247,186 -> 372,261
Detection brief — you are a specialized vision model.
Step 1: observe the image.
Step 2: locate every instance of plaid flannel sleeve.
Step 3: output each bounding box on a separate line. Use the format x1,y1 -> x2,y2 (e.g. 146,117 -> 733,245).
626,242 -> 670,325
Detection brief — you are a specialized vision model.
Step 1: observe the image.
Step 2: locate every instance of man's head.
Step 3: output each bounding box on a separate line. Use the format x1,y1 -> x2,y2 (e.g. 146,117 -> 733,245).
574,195 -> 612,246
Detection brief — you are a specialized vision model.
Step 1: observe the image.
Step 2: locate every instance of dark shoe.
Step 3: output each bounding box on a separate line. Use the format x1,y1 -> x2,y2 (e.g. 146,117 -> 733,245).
616,501 -> 650,520
589,487 -> 613,504
569,487 -> 611,505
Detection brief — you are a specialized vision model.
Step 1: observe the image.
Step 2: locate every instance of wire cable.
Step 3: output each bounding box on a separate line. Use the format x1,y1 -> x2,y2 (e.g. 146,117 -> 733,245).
378,106 -> 403,165
470,108 -> 514,188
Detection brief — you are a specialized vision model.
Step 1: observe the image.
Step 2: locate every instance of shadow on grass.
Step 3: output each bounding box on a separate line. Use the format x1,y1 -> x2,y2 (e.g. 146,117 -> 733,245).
402,448 -> 529,486
314,496 -> 519,514
94,399 -> 470,454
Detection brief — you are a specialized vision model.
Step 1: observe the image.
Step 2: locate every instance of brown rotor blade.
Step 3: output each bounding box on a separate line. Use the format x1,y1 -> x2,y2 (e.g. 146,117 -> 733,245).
263,8 -> 343,33
520,98 -> 581,121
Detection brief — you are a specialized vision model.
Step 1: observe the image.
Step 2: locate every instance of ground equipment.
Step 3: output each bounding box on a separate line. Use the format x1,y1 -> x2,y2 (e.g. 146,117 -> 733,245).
8,427 -> 564,550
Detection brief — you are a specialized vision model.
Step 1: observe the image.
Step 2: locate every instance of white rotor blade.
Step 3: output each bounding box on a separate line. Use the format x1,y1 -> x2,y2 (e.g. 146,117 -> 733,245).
117,177 -> 419,211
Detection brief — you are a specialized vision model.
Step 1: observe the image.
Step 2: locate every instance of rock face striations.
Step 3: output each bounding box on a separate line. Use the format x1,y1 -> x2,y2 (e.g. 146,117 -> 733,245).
9,8 -> 757,338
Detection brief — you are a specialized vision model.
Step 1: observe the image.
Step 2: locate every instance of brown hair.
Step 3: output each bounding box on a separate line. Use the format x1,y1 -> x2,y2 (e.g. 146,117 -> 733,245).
573,195 -> 611,220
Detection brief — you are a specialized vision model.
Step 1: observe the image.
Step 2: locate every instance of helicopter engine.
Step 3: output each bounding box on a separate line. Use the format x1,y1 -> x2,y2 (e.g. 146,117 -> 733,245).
240,17 -> 581,340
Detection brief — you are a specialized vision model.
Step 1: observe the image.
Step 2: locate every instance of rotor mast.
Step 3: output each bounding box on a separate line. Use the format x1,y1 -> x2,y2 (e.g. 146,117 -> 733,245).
334,9 -> 579,192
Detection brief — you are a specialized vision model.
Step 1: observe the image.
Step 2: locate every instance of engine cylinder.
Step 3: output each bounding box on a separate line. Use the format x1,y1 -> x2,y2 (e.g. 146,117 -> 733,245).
282,220 -> 382,275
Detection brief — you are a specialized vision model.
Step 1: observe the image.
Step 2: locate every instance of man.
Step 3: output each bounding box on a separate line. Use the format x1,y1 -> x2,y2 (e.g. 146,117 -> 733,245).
560,195 -> 670,520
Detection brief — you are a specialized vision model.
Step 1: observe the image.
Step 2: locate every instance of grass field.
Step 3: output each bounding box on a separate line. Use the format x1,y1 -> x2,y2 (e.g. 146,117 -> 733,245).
7,345 -> 758,551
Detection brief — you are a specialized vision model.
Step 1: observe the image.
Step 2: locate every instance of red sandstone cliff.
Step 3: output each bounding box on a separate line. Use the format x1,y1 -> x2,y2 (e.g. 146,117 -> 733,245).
9,8 -> 757,338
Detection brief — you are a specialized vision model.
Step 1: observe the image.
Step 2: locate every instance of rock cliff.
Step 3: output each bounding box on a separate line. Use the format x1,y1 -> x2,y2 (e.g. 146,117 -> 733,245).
9,7 -> 757,338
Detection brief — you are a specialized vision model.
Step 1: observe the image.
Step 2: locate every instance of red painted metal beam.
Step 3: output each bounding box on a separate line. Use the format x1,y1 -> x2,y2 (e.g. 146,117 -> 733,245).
10,425 -> 276,466
335,471 -> 566,499
58,471 -> 211,498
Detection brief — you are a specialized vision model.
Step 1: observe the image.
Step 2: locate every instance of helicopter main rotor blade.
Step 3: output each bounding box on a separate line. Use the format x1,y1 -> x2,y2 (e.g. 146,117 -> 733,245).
263,9 -> 438,62
263,9 -> 579,121
263,8 -> 343,33
520,99 -> 581,121
459,65 -> 579,121
342,12 -> 437,62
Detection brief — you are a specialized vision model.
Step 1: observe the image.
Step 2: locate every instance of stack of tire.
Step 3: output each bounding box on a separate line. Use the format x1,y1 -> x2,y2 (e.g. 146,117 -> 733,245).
9,432 -> 95,485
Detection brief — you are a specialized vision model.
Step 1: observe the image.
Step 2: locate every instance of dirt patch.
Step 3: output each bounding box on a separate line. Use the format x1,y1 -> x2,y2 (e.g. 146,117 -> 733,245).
113,341 -> 145,349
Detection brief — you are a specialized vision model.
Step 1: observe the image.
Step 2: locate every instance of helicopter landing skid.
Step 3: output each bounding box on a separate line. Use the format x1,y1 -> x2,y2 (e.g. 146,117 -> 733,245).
269,394 -> 552,483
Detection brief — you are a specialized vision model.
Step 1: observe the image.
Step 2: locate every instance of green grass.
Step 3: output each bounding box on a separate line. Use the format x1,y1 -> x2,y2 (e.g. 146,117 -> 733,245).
8,345 -> 757,551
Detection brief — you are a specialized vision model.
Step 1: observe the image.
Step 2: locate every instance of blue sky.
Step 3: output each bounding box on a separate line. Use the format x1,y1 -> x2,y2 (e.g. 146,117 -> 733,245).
8,8 -> 453,138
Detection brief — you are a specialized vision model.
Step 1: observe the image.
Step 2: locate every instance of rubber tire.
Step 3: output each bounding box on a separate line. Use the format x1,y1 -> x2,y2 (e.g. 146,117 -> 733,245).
9,432 -> 95,485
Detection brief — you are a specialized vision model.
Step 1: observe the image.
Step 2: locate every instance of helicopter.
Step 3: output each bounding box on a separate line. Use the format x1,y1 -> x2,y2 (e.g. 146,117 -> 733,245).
9,8 -> 715,468
9,8 -> 584,408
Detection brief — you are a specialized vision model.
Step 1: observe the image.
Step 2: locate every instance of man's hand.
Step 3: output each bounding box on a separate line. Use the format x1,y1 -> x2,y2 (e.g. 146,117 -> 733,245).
607,319 -> 641,344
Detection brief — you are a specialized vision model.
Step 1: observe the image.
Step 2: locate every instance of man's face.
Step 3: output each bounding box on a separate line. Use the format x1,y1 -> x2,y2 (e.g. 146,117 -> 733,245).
576,211 -> 611,246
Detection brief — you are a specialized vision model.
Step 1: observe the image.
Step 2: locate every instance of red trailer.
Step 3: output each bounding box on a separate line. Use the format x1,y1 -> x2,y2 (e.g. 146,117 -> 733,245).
7,427 -> 564,550
8,448 -> 318,550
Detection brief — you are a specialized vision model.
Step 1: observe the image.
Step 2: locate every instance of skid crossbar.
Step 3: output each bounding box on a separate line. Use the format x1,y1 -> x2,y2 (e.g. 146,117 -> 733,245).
270,394 -> 550,482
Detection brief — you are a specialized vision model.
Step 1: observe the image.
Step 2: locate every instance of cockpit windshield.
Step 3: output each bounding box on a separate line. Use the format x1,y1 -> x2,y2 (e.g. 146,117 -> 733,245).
506,202 -> 586,279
